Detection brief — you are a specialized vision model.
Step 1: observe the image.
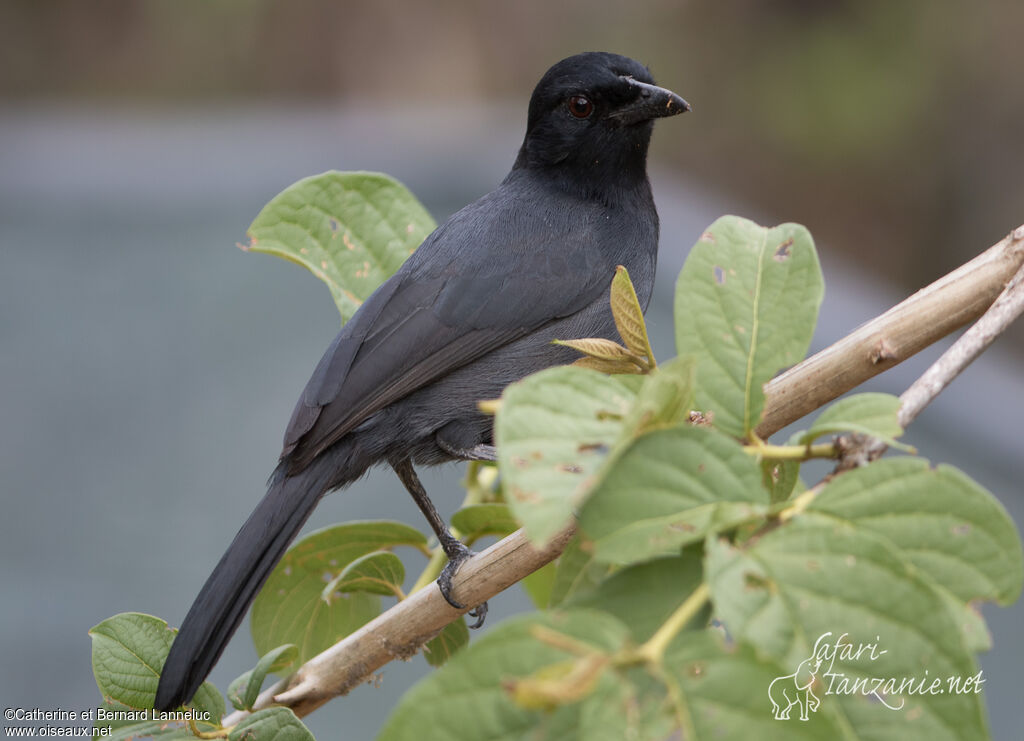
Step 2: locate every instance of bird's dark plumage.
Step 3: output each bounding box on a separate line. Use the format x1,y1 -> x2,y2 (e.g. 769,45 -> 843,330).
154,51 -> 688,711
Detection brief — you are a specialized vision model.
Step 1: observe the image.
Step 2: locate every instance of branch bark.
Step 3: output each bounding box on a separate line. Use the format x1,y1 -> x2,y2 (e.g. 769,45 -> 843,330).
755,224 -> 1024,438
223,223 -> 1024,726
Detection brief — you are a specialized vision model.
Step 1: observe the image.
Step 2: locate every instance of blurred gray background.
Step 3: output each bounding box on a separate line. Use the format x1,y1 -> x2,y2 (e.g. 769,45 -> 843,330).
1,2 -> 1022,739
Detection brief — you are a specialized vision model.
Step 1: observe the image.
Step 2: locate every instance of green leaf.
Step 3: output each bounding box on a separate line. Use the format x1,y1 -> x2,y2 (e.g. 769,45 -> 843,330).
228,707 -> 314,741
378,611 -> 631,741
675,216 -> 823,437
809,457 -> 1023,605
251,521 -> 427,663
89,612 -> 221,724
321,551 -> 406,600
797,392 -> 910,449
90,613 -> 174,709
567,550 -> 706,641
578,425 -> 768,565
663,630 -> 839,739
93,700 -> 202,740
706,515 -> 988,737
761,457 -> 800,503
548,534 -> 612,608
424,618 -> 470,668
619,356 -> 695,437
450,503 -> 519,543
495,367 -> 638,544
246,171 -> 435,323
521,562 -> 557,609
228,644 -> 298,712
189,682 -> 226,731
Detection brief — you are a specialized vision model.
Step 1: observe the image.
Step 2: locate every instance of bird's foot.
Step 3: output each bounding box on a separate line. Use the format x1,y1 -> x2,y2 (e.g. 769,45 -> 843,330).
437,541 -> 488,629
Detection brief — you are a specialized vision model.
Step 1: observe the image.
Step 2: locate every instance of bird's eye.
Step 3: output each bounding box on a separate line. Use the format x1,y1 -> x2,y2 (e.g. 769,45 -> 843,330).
568,95 -> 594,118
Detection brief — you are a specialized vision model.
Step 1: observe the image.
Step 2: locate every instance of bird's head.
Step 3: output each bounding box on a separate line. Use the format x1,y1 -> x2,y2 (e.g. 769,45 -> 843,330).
514,52 -> 689,183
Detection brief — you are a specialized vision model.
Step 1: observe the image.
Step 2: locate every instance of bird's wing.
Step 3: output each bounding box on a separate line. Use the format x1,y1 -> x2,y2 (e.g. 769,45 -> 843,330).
281,199 -> 615,471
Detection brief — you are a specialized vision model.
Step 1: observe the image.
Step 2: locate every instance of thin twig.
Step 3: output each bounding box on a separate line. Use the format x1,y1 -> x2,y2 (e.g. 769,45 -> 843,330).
898,255 -> 1024,427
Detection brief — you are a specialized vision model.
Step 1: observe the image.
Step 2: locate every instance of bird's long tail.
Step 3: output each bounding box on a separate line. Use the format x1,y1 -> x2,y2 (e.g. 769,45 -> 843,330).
154,463 -> 329,711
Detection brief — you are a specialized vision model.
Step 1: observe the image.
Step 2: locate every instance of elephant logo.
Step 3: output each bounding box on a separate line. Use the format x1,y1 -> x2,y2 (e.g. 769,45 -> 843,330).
768,653 -> 822,721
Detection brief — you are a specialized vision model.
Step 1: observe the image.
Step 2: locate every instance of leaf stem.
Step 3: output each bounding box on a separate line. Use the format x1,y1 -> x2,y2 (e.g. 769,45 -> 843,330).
743,442 -> 837,460
635,582 -> 710,665
187,717 -> 228,739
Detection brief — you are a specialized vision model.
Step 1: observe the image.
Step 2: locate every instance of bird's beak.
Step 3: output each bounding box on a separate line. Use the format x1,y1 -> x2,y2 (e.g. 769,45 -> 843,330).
611,77 -> 690,125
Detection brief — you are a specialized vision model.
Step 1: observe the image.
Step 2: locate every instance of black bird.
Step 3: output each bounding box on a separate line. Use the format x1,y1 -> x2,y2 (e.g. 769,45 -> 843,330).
154,51 -> 688,711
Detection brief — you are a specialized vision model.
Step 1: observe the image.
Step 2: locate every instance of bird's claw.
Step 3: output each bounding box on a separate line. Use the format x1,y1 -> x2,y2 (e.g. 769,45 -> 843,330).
437,543 -> 488,629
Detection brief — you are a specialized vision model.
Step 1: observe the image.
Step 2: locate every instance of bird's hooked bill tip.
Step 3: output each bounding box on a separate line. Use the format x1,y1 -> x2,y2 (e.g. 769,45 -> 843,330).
616,77 -> 691,123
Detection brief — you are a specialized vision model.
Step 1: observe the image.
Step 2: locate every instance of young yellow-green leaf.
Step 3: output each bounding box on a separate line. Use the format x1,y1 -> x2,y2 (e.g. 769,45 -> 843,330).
228,644 -> 298,712
705,516 -> 988,738
450,503 -> 519,543
571,355 -> 647,374
321,551 -> 406,601
578,425 -> 768,565
495,367 -> 639,545
611,265 -> 656,366
245,171 -> 435,323
797,392 -> 910,450
378,611 -> 631,741
809,457 -> 1023,606
424,618 -> 470,668
675,216 -> 823,437
251,521 -> 427,663
553,337 -> 642,364
228,707 -> 314,741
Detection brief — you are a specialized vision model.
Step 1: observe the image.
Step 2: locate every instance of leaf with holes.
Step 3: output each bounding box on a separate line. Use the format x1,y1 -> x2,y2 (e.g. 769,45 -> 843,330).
245,171 -> 435,323
705,515 -> 988,738
808,457 -> 1023,606
251,521 -> 427,663
675,216 -> 822,437
495,367 -> 639,545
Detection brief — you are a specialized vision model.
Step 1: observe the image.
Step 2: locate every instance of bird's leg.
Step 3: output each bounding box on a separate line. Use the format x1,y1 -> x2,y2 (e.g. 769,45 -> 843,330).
436,439 -> 497,462
391,459 -> 488,628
